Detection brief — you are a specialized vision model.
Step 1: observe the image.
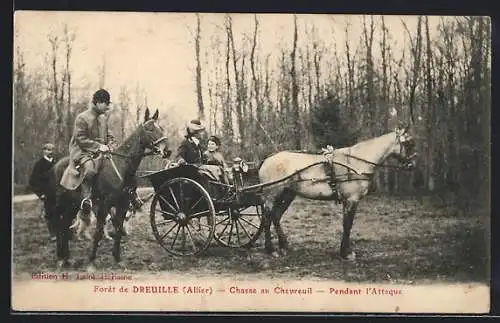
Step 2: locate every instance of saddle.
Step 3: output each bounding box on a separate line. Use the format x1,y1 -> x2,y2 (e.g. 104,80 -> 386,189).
59,156 -> 98,191
60,161 -> 84,191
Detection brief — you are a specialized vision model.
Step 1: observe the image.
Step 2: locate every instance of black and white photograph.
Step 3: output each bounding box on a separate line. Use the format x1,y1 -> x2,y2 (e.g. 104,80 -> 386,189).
12,11 -> 490,313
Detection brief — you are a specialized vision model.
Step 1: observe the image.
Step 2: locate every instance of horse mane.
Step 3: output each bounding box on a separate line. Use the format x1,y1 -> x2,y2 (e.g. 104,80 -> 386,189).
286,149 -> 322,155
347,131 -> 395,151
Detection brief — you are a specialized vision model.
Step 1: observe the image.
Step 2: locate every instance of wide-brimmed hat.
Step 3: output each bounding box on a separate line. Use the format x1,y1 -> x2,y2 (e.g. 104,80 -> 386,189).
187,119 -> 205,133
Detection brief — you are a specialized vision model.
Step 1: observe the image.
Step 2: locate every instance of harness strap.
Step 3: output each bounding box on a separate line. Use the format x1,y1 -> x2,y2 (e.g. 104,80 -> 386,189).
107,156 -> 123,181
152,136 -> 168,146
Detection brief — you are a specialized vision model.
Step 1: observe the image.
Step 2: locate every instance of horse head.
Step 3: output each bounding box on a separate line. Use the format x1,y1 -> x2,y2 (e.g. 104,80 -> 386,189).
392,124 -> 417,170
140,108 -> 171,159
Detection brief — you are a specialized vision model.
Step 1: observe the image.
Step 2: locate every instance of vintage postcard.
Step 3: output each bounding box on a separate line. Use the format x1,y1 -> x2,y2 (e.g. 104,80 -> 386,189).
12,11 -> 491,313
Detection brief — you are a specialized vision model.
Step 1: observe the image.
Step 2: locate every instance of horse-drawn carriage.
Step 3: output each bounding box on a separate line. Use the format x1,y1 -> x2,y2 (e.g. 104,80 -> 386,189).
51,107 -> 416,270
140,158 -> 265,256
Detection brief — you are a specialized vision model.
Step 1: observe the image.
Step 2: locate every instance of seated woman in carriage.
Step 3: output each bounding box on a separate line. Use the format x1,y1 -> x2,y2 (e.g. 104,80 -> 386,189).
203,135 -> 231,184
169,119 -> 230,185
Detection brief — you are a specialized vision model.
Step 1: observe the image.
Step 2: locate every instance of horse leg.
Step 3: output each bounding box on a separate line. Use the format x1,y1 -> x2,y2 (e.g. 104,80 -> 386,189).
87,203 -> 107,272
339,199 -> 359,260
262,198 -> 275,255
111,202 -> 129,266
272,189 -> 296,256
56,198 -> 77,270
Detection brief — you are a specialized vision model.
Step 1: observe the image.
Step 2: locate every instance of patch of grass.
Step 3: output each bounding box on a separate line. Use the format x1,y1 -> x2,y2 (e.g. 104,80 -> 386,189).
12,195 -> 489,284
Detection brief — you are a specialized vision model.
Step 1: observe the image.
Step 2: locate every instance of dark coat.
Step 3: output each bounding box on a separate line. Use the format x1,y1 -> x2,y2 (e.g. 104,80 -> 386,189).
176,137 -> 203,164
29,156 -> 57,198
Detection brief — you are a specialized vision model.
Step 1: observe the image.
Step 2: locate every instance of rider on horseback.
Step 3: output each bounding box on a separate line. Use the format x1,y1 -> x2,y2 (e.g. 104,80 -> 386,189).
68,89 -> 114,216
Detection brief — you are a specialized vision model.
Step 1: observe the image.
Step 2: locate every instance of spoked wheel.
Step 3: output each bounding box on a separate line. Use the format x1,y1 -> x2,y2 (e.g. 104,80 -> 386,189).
150,177 -> 216,256
214,204 -> 264,248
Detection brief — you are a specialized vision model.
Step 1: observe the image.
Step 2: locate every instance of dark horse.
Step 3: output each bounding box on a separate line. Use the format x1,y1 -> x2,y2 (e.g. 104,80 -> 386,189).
49,108 -> 169,271
258,125 -> 417,260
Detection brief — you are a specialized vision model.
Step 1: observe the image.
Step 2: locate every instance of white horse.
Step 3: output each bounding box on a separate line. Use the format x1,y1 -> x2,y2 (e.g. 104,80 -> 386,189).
258,125 -> 417,259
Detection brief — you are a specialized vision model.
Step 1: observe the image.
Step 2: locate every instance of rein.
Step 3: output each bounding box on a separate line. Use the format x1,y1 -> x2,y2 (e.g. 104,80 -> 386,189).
97,134 -> 168,183
324,132 -> 416,172
109,135 -> 168,159
239,160 -> 362,193
338,153 -> 413,171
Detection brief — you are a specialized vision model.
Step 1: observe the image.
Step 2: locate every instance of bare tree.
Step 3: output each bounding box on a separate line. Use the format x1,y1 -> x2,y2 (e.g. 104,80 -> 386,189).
227,15 -> 248,151
223,15 -> 233,141
362,15 -> 376,137
48,34 -> 60,144
195,13 -> 205,120
402,16 -> 423,124
250,14 -> 262,148
63,25 -> 76,151
290,14 -> 301,149
118,86 -> 130,141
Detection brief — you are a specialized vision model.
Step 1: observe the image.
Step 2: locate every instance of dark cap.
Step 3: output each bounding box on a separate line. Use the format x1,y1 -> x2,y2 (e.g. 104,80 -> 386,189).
92,89 -> 111,104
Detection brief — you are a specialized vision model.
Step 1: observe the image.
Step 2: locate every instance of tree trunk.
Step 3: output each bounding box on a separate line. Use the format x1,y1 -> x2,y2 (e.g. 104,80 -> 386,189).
195,13 -> 205,120
250,14 -> 261,156
290,15 -> 300,149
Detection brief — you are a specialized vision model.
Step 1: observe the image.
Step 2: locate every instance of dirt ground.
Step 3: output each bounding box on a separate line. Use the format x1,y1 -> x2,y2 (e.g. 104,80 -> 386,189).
12,195 -> 489,284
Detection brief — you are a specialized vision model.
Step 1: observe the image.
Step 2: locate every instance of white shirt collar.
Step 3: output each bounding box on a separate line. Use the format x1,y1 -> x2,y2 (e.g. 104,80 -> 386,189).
44,156 -> 54,163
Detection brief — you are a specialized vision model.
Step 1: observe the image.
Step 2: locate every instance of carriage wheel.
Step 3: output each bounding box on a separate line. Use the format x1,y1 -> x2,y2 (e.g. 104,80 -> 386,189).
213,204 -> 264,248
150,177 -> 216,256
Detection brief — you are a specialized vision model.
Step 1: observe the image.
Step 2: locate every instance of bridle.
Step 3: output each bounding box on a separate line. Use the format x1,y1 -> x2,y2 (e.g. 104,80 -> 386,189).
331,131 -> 417,172
393,130 -> 417,170
94,123 -> 169,182
103,123 -> 169,159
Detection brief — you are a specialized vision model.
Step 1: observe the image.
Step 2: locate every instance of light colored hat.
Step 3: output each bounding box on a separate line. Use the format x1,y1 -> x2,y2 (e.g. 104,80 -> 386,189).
187,119 -> 205,133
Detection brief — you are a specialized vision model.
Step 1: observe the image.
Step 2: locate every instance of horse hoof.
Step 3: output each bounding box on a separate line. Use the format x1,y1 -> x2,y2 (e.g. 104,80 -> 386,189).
113,262 -> 128,271
340,251 -> 356,261
86,264 -> 97,273
56,260 -> 71,271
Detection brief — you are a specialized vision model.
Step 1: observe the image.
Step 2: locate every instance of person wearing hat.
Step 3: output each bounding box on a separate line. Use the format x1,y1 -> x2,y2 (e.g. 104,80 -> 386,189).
66,89 -> 116,217
176,119 -> 206,165
29,142 -> 58,241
